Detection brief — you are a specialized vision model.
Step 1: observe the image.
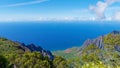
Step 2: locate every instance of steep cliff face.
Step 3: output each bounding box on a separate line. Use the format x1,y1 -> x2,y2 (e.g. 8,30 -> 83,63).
83,36 -> 104,49
26,44 -> 54,60
82,31 -> 120,50
15,42 -> 54,60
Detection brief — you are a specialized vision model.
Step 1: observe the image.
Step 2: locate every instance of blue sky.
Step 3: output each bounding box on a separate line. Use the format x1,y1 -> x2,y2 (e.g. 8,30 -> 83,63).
0,0 -> 120,21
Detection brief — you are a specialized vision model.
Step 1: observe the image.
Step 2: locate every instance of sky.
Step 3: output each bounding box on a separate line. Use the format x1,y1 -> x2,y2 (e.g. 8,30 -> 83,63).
0,0 -> 120,22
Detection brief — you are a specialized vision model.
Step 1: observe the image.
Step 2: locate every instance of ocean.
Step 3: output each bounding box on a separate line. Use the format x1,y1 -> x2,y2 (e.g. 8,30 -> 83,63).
0,21 -> 120,50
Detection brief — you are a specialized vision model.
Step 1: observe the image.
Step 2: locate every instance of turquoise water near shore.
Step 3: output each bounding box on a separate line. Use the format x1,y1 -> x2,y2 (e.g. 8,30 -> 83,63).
0,21 -> 120,50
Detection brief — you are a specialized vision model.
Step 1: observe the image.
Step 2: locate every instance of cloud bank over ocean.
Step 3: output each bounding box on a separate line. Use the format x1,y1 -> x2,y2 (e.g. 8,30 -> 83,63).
0,0 -> 120,22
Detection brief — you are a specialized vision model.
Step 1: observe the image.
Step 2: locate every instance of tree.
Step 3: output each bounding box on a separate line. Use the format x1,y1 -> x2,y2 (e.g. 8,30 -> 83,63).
53,56 -> 69,68
0,55 -> 8,68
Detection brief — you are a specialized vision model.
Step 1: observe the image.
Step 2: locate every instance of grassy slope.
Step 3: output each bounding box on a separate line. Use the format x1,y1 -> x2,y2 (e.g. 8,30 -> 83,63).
53,47 -> 80,59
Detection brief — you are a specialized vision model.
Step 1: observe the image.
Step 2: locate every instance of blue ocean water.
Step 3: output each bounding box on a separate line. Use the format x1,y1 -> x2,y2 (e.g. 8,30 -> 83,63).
0,21 -> 120,50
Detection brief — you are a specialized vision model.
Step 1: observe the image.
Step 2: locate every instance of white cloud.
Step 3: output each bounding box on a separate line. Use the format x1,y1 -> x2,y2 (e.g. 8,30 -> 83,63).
0,0 -> 48,8
89,0 -> 120,20
89,1 -> 107,19
113,11 -> 120,21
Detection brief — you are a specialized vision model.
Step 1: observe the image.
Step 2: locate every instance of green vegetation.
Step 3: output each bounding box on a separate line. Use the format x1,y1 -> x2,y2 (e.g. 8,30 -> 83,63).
0,38 -> 68,68
1,31 -> 120,68
53,47 -> 79,59
54,33 -> 120,68
82,61 -> 109,68
53,56 -> 68,68
104,34 -> 120,46
0,55 -> 9,68
6,52 -> 52,68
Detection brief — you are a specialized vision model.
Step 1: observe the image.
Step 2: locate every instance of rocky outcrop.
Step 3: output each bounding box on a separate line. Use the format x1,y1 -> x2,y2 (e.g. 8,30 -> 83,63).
115,45 -> 120,52
26,44 -> 54,60
15,42 -> 30,52
26,44 -> 43,52
82,30 -> 120,51
83,36 -> 104,49
15,42 -> 54,60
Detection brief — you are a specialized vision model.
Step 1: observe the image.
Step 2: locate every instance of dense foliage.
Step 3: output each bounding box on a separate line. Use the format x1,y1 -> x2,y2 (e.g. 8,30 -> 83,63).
0,38 -> 68,68
104,34 -> 120,46
0,55 -> 8,68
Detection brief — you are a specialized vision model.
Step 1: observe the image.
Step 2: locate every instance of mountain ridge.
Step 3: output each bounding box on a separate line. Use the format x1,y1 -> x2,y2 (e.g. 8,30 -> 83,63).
14,42 -> 54,60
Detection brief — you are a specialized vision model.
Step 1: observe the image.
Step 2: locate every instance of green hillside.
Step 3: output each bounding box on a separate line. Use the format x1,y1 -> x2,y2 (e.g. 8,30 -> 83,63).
0,37 -> 68,68
53,31 -> 120,68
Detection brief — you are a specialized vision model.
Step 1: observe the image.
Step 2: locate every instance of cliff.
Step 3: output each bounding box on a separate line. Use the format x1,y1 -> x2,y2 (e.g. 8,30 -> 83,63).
15,42 -> 54,60
82,30 -> 120,51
